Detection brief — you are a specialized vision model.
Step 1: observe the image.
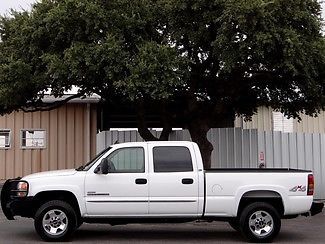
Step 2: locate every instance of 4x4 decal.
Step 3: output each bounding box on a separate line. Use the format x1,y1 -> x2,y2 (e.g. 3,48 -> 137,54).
290,185 -> 306,192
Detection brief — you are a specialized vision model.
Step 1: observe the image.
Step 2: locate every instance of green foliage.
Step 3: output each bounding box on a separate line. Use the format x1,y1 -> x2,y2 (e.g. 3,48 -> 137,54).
0,0 -> 324,120
0,0 -> 187,113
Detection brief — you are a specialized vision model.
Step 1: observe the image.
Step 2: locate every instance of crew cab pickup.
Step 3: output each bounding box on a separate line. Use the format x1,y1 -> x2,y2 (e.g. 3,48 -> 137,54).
1,141 -> 323,242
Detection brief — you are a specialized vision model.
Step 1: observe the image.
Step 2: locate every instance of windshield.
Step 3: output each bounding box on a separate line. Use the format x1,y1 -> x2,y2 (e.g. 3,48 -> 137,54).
76,147 -> 112,171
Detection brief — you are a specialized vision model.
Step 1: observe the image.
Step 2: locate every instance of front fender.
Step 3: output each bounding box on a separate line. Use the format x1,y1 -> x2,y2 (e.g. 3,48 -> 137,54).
27,177 -> 86,216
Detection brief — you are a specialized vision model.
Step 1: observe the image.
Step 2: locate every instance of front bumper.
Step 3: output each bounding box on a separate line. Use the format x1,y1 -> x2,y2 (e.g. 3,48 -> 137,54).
1,178 -> 35,220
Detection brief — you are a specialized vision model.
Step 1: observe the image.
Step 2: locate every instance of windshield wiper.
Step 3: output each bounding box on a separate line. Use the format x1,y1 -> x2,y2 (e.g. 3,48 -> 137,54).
75,165 -> 84,171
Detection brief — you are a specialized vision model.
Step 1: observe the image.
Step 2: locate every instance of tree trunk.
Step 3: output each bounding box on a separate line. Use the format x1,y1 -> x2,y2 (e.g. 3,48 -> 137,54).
136,99 -> 172,141
188,121 -> 213,169
136,100 -> 159,141
158,101 -> 172,140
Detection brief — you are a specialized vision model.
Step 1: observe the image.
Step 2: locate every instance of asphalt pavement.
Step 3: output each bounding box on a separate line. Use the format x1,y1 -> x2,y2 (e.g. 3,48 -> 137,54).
0,206 -> 325,244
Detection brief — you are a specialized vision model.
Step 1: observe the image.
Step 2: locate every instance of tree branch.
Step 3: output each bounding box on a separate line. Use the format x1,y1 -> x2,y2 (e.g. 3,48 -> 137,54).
21,94 -> 82,112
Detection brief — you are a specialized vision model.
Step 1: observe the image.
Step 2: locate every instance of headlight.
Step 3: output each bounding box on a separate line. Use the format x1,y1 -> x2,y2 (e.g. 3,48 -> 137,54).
17,181 -> 29,197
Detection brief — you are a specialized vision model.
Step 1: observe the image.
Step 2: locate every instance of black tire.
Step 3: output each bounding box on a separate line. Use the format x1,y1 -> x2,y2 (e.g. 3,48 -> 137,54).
228,219 -> 240,232
34,200 -> 77,242
239,202 -> 281,243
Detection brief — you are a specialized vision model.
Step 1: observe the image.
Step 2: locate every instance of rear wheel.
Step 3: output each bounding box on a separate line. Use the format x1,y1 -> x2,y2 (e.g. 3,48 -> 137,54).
34,200 -> 77,241
239,202 -> 281,243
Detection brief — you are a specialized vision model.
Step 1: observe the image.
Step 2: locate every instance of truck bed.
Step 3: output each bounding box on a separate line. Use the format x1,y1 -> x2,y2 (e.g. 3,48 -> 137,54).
206,168 -> 312,173
204,168 -> 313,217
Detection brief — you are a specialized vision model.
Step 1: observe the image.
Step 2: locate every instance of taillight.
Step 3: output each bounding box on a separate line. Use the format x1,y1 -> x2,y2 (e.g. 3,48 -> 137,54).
307,174 -> 314,196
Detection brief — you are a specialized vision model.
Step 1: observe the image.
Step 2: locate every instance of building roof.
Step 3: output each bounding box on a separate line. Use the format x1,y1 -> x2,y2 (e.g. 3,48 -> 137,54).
42,94 -> 101,104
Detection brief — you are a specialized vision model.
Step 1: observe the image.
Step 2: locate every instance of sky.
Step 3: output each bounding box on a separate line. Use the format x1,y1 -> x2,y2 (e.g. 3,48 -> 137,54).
0,0 -> 36,15
0,0 -> 325,17
0,0 -> 325,18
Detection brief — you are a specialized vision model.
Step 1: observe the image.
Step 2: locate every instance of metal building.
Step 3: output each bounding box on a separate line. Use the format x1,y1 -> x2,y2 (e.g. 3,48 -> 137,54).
0,97 -> 98,180
235,106 -> 325,133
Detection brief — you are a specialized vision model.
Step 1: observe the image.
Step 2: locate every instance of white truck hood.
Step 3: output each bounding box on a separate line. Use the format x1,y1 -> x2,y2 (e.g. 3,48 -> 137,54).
23,169 -> 77,180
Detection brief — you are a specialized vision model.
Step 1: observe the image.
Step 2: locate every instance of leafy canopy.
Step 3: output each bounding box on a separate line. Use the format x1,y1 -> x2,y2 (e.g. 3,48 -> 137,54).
0,0 -> 324,121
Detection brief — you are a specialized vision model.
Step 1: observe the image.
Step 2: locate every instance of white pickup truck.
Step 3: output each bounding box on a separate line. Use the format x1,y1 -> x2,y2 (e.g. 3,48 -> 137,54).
1,141 -> 323,242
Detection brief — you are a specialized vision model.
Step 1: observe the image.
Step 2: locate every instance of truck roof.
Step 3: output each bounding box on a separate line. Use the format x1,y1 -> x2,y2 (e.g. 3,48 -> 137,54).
110,141 -> 196,148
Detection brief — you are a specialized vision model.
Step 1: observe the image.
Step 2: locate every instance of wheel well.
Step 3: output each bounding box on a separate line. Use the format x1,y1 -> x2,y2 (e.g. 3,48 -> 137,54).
33,191 -> 81,218
238,190 -> 284,217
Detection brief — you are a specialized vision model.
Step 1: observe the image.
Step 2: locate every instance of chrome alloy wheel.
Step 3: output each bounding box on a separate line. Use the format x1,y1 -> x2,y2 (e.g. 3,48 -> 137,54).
248,210 -> 274,237
42,209 -> 68,236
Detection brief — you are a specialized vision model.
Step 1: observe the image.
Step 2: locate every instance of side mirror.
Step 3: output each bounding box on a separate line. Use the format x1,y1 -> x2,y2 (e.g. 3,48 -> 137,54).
95,158 -> 109,175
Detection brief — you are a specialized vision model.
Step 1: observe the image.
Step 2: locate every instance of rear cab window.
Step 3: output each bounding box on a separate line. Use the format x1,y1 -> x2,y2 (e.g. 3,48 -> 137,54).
153,146 -> 193,172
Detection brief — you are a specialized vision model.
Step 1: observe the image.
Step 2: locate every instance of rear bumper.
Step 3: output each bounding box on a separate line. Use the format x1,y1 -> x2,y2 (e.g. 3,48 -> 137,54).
301,201 -> 324,217
310,202 -> 324,216
1,179 -> 35,220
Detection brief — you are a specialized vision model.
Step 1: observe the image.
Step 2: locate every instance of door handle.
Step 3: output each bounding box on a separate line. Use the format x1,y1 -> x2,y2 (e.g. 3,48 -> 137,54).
135,178 -> 147,185
182,178 -> 194,184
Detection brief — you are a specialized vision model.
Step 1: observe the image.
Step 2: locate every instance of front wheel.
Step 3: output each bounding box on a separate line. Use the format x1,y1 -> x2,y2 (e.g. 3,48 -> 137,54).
239,202 -> 281,243
34,200 -> 77,241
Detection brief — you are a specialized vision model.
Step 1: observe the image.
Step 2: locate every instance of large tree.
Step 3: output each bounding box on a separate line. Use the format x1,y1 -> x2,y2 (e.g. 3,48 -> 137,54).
1,0 -> 325,168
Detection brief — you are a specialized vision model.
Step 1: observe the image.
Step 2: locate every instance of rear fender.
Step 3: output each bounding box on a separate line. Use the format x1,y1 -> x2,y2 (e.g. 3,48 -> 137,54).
234,186 -> 287,216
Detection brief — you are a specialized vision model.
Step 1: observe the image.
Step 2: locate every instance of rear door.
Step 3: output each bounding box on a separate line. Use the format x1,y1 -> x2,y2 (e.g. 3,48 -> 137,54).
148,144 -> 199,216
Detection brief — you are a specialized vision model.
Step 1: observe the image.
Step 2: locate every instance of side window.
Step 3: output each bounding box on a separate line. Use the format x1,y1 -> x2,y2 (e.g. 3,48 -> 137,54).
106,147 -> 145,173
153,146 -> 193,172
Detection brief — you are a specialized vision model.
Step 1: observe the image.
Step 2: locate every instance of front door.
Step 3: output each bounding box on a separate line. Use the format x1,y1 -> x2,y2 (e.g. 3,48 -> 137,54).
85,146 -> 149,216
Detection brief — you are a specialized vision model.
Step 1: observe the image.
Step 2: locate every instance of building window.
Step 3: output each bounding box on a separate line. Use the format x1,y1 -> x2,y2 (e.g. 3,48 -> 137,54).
0,129 -> 11,149
272,112 -> 293,133
21,130 -> 46,149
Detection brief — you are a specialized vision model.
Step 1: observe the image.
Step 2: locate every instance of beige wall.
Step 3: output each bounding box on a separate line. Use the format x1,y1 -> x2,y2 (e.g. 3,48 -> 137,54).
234,107 -> 273,131
293,111 -> 325,133
0,103 -> 97,180
235,106 -> 325,133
